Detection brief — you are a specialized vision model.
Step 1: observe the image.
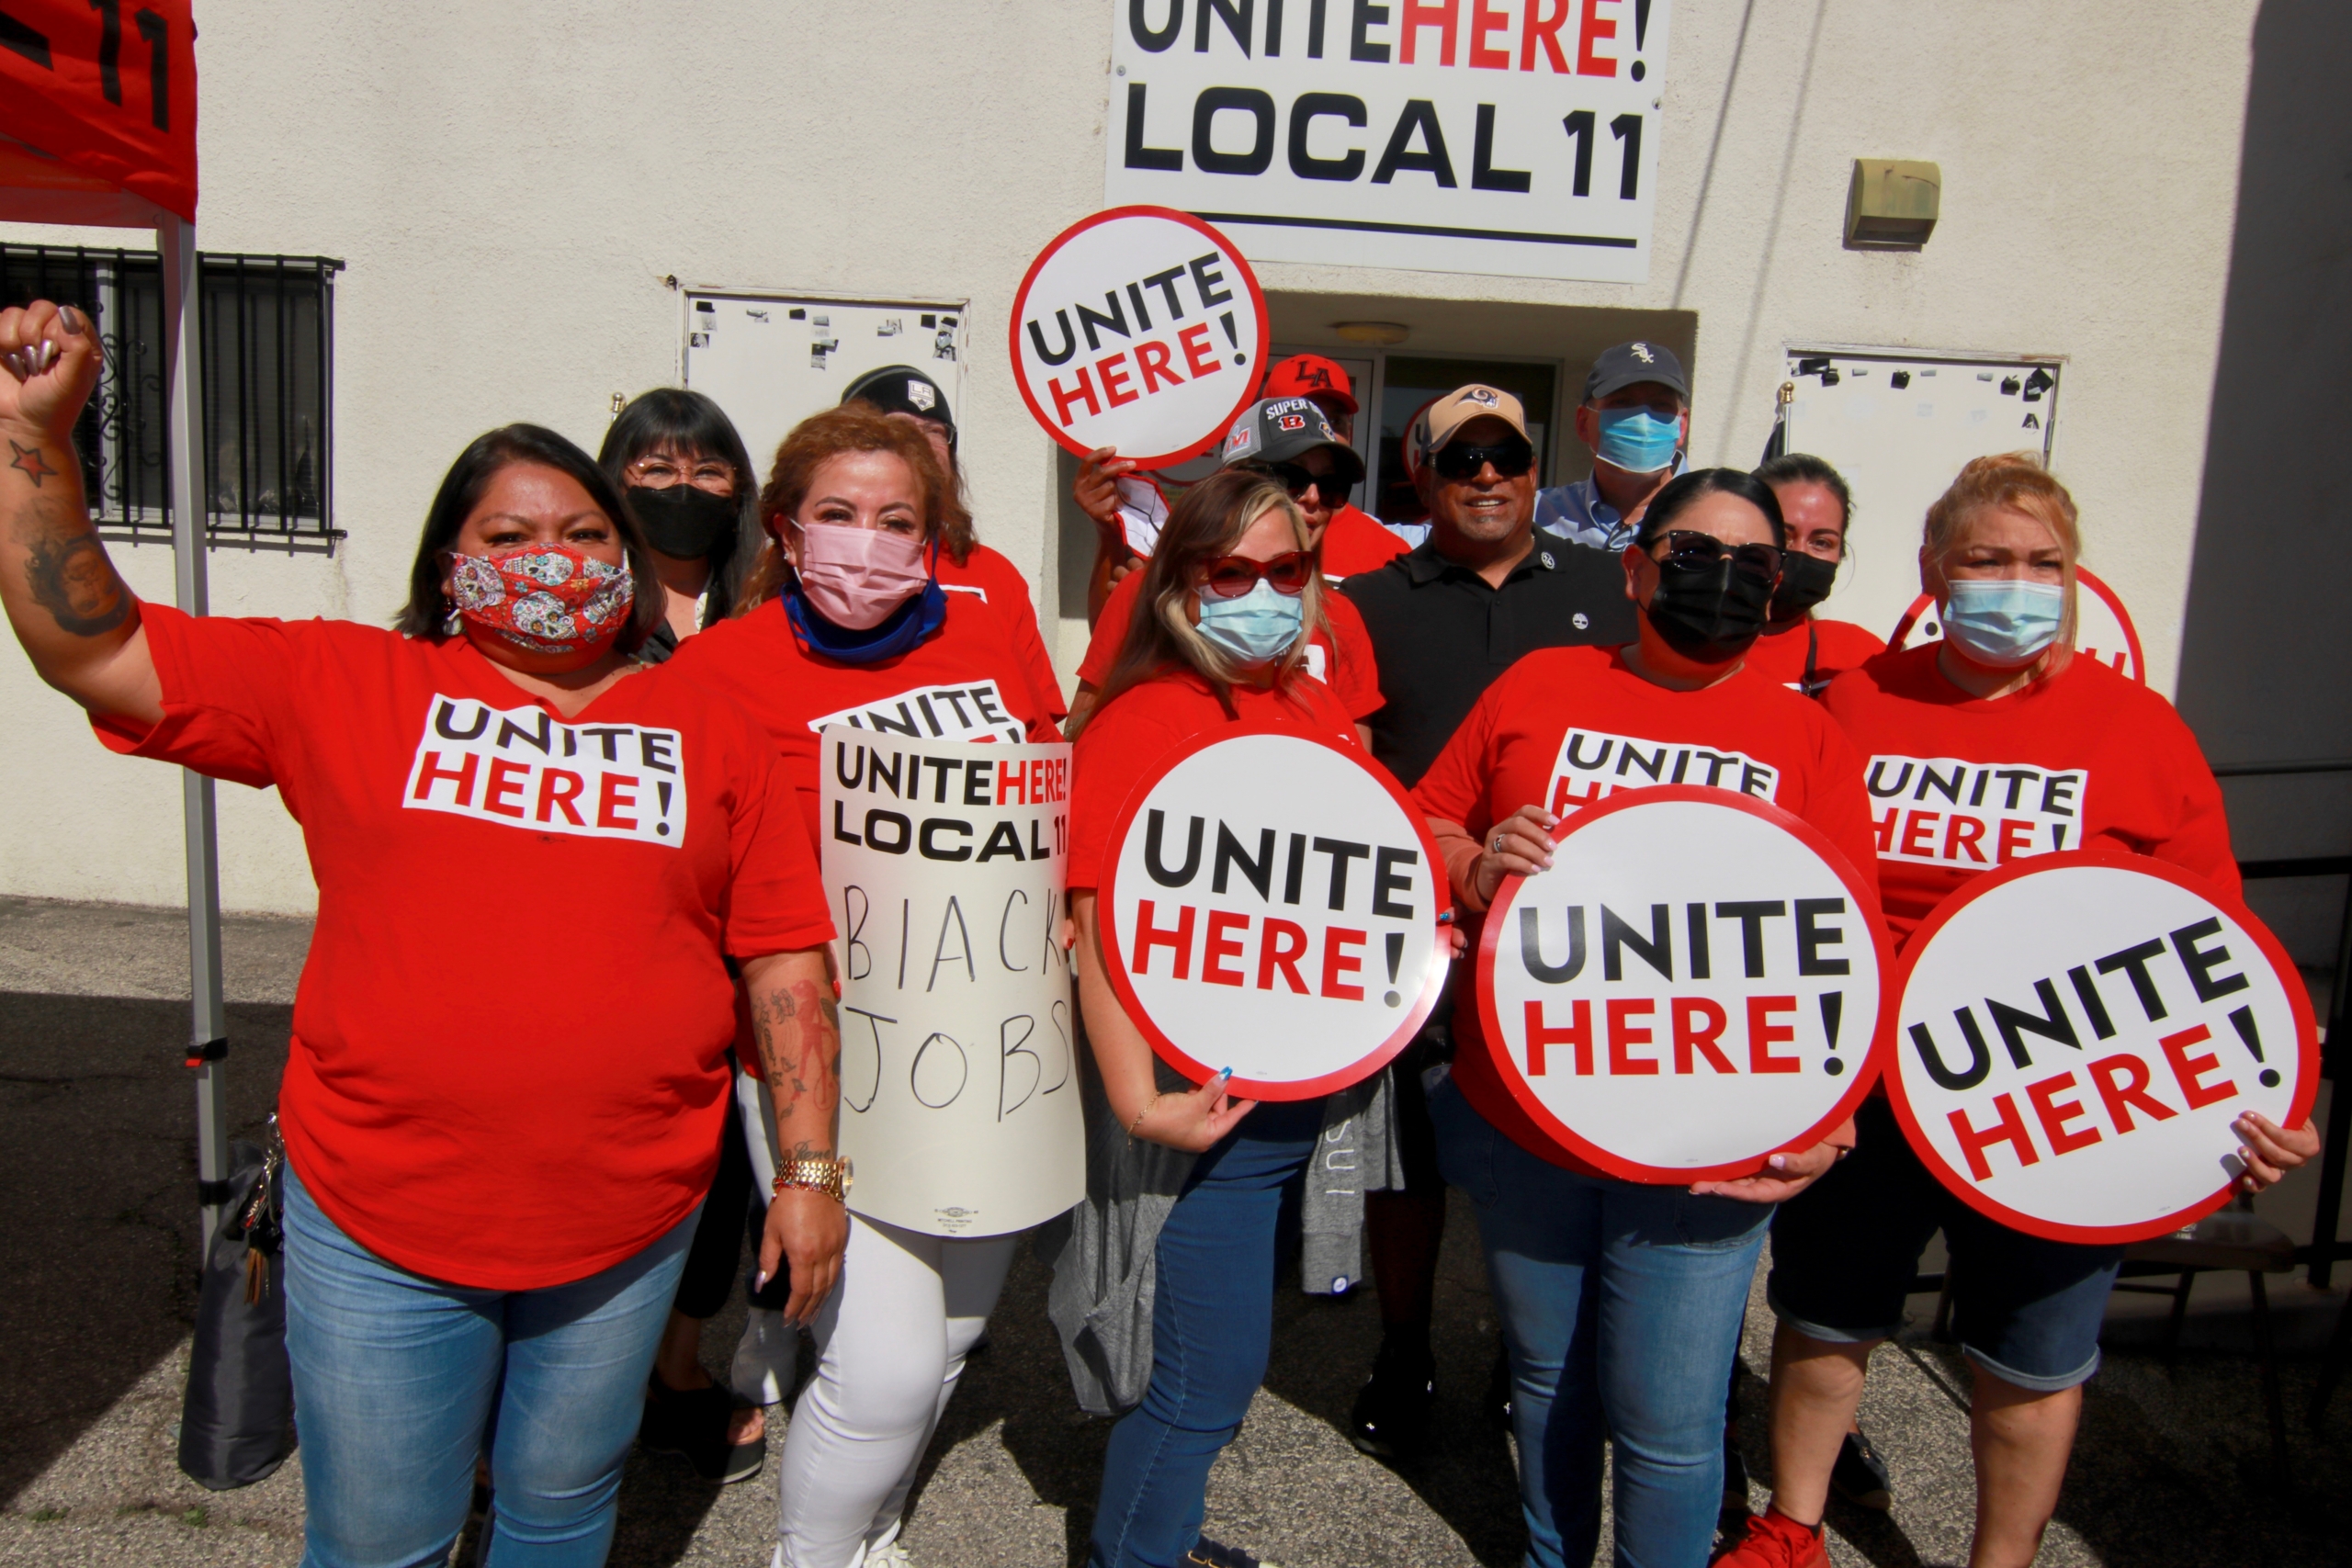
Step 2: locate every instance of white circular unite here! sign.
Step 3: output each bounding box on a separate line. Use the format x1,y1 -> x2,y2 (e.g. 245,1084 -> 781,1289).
1478,787 -> 1890,1182
1099,728 -> 1444,1100
1888,852 -> 2317,1244
1010,206 -> 1270,468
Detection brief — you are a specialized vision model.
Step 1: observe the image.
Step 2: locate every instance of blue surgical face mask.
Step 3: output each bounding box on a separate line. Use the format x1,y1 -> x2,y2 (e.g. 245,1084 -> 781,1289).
1940,579 -> 2066,668
1195,579 -> 1304,666
1592,406 -> 1681,475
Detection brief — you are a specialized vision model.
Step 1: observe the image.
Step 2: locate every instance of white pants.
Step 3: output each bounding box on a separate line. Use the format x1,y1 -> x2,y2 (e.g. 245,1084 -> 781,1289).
775,1213 -> 1017,1568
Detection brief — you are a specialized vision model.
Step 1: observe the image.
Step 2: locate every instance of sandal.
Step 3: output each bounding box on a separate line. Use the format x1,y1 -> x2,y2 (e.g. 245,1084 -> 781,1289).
640,1370 -> 765,1483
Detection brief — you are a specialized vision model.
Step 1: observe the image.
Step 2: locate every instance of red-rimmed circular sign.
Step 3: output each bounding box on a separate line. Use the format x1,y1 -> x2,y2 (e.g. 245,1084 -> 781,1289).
1477,787 -> 1891,1182
1099,727 -> 1444,1101
1887,851 -> 2317,1245
1889,566 -> 2146,684
1009,206 -> 1270,468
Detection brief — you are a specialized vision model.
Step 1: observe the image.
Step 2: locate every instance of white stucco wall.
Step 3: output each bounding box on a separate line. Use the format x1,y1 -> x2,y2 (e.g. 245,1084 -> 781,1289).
1,0 -> 2261,914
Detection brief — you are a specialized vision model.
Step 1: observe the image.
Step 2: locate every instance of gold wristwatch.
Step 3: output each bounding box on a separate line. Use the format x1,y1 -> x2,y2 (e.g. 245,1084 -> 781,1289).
773,1154 -> 853,1204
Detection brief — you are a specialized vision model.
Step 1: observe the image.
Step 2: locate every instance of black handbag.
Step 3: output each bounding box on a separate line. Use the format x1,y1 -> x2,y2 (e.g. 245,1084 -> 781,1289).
177,1127 -> 295,1490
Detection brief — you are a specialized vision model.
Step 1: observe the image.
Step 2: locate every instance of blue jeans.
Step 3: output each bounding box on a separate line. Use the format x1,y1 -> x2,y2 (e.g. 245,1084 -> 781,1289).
1089,1099 -> 1325,1568
1430,1077 -> 1770,1568
282,1161 -> 696,1568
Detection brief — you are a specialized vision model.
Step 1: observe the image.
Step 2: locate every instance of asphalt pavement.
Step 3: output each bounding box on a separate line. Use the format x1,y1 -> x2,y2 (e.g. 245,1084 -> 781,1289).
2,893 -> 2348,1567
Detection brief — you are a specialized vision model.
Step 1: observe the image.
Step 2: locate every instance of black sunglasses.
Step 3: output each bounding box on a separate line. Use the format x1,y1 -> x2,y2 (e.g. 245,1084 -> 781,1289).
1432,438 -> 1535,481
1657,530 -> 1782,579
1252,460 -> 1336,500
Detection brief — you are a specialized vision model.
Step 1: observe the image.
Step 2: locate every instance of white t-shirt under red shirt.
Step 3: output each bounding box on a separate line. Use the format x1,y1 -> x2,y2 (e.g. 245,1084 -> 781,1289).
94,605 -> 834,1289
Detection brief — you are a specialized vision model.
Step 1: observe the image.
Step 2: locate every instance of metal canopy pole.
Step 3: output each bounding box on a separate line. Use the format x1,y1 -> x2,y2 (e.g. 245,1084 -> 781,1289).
159,214 -> 229,1255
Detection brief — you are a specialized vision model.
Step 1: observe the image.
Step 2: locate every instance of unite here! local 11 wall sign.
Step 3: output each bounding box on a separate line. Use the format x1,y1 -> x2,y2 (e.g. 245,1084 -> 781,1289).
1101,729 -> 1447,1099
1012,206 -> 1271,466
1479,788 -> 1890,1181
1105,0 -> 1672,283
820,728 -> 1086,1237
1888,852 -> 2318,1246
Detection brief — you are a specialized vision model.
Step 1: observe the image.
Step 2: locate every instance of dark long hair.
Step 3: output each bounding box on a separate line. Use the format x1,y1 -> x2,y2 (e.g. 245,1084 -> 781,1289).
1076,468 -> 1327,738
1754,451 -> 1853,550
395,423 -> 664,652
597,389 -> 763,627
1633,467 -> 1789,550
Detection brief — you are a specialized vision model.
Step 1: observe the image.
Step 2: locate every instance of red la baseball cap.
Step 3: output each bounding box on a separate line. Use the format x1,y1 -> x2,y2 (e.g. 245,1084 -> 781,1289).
1259,354 -> 1358,418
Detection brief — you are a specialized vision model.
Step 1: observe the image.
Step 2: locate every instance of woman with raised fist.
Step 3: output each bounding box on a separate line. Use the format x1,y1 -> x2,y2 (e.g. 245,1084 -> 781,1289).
0,300 -> 840,1568
1720,453 -> 2322,1568
1410,468 -> 1879,1568
663,402 -> 1062,1568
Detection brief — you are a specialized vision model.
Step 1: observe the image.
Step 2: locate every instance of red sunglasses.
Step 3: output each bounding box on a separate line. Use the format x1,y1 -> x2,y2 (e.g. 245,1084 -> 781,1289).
1198,551 -> 1315,599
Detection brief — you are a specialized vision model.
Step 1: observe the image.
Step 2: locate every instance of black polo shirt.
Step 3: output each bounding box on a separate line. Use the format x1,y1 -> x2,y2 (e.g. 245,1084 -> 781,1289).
1340,536 -> 1637,789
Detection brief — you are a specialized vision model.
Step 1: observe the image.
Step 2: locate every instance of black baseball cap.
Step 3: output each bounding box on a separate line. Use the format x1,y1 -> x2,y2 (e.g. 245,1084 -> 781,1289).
1217,398 -> 1367,490
1584,341 -> 1690,403
842,365 -> 954,433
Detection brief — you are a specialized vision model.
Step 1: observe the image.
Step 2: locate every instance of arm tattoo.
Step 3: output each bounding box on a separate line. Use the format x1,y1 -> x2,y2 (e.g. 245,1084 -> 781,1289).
7,440 -> 57,488
17,494 -> 130,637
750,977 -> 842,1127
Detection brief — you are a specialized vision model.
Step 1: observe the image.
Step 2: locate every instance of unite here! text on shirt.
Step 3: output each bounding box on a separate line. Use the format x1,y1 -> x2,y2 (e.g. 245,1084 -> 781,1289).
1548,728 -> 1781,817
1868,753 -> 2086,867
405,695 -> 686,844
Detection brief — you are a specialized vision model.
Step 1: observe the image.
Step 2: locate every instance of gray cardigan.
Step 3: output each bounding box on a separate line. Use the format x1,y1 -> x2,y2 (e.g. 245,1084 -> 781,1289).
1037,1051 -> 1403,1416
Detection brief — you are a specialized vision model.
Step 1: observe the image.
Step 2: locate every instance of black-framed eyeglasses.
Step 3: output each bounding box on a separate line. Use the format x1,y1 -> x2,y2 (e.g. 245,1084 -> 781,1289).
1432,438 -> 1535,481
1657,530 -> 1781,579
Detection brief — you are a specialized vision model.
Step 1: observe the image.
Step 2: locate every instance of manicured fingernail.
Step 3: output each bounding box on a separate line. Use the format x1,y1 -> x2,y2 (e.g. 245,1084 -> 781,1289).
38,342 -> 57,372
60,306 -> 85,334
1769,1154 -> 1789,1169
754,1270 -> 770,1291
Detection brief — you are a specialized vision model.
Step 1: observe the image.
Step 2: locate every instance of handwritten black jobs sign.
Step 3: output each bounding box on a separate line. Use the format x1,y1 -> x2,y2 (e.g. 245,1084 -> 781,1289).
1889,852 -> 2316,1245
1100,728 -> 1444,1100
1478,787 -> 1889,1182
820,728 -> 1084,1237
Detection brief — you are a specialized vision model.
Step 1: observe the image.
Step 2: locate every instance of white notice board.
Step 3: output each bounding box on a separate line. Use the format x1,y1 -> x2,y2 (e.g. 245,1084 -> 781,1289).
1105,1 -> 1672,283
1777,349 -> 2063,648
684,295 -> 968,478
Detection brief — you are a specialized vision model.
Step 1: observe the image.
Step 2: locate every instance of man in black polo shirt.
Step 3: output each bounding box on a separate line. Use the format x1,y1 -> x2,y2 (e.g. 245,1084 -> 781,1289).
1337,382 -> 1634,1457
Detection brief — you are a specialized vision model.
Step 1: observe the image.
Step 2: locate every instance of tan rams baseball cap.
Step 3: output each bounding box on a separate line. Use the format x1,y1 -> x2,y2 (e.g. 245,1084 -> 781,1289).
1411,380 -> 1523,453
1409,383 -> 1531,472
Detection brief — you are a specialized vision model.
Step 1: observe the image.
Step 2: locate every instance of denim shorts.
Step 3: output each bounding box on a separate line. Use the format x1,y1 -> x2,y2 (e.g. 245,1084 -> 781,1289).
1767,1097 -> 2124,1393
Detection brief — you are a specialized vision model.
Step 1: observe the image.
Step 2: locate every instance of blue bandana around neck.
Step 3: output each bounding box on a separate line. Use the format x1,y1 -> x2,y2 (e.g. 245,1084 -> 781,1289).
784,575 -> 948,663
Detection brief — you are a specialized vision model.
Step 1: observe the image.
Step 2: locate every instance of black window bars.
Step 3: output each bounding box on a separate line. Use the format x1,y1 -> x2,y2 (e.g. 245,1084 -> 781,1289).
2213,757 -> 2352,1287
1,243 -> 344,549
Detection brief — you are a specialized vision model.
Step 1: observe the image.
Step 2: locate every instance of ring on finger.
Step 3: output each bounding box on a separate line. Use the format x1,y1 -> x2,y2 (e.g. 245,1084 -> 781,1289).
1492,833 -> 1506,853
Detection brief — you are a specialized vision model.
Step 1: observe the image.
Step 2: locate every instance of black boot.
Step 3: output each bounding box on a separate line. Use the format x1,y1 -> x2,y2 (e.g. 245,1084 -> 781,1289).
1349,1337 -> 1437,1459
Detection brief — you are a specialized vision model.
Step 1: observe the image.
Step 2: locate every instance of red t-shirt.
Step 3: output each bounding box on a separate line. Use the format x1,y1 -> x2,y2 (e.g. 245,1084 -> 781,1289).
1068,671 -> 1365,892
92,606 -> 833,1289
1321,502 -> 1411,581
1412,644 -> 1881,1170
665,592 -> 1062,852
936,541 -> 1068,722
1745,615 -> 1885,694
1076,569 -> 1385,720
1822,645 -> 2237,945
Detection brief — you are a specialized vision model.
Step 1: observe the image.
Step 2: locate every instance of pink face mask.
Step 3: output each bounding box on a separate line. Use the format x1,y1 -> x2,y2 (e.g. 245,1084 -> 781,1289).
794,521 -> 930,629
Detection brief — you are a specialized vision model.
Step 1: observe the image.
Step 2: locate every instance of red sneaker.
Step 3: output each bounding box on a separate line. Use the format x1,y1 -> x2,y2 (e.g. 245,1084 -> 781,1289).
1713,1507 -> 1829,1567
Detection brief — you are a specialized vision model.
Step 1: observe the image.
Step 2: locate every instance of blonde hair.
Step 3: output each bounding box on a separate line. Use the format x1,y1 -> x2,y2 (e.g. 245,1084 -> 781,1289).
1078,469 -> 1329,736
1921,452 -> 2081,647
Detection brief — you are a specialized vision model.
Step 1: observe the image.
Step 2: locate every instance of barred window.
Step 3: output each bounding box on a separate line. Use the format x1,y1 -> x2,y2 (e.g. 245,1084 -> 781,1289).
0,244 -> 342,543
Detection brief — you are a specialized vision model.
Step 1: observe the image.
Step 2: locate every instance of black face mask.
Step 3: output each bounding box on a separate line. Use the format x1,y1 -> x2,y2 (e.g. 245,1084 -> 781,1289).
1645,553 -> 1776,663
1770,550 -> 1838,622
627,484 -> 737,559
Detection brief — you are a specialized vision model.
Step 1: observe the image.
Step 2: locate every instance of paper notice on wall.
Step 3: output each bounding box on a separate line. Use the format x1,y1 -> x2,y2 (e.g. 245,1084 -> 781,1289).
819,727 -> 1085,1237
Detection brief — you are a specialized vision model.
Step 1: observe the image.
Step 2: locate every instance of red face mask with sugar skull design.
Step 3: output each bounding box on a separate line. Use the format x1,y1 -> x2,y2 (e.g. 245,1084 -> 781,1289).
448,542 -> 635,659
